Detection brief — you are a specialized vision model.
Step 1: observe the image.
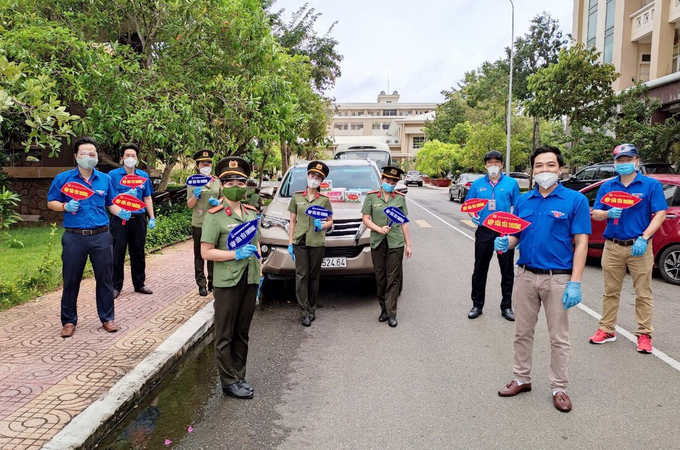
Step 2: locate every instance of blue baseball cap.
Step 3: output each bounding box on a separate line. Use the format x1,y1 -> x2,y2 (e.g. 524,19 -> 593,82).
613,143 -> 639,159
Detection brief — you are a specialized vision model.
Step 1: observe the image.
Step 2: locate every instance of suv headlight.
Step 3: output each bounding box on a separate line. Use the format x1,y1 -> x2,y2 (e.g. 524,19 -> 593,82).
261,214 -> 290,233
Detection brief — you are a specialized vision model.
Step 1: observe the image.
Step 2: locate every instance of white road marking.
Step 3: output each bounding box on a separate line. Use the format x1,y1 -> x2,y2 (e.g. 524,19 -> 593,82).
408,197 -> 680,374
415,220 -> 431,228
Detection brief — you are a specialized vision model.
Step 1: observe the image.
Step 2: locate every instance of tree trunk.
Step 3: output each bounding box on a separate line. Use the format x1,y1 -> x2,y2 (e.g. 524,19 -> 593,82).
158,160 -> 176,192
281,140 -> 290,174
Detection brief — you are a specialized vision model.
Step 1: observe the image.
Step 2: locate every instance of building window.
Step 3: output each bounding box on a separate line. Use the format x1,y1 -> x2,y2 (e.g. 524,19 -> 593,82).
350,123 -> 363,131
673,44 -> 680,74
382,123 -> 390,130
334,122 -> 348,130
383,109 -> 397,116
372,122 -> 381,130
603,0 -> 615,63
587,0 -> 598,48
413,136 -> 426,149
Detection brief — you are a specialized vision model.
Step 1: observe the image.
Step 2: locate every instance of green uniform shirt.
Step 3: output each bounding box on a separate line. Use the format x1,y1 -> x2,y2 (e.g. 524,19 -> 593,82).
288,191 -> 333,247
246,189 -> 262,211
188,177 -> 223,227
361,190 -> 408,249
200,203 -> 261,288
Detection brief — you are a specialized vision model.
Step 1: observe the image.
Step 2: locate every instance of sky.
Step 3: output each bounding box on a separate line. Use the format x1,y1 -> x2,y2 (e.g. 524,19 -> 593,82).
271,0 -> 575,104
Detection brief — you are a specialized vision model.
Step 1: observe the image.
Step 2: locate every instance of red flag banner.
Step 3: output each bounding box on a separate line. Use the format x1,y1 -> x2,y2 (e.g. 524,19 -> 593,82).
483,211 -> 531,235
60,182 -> 94,201
461,198 -> 489,214
112,193 -> 146,212
120,174 -> 148,188
600,191 -> 642,225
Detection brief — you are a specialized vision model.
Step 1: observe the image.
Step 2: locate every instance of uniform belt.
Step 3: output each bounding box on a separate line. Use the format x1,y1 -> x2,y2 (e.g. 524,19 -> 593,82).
519,265 -> 572,275
65,226 -> 109,235
608,238 -> 636,246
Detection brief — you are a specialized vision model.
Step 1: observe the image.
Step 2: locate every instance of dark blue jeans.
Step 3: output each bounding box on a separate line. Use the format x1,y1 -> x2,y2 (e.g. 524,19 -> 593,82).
61,230 -> 115,326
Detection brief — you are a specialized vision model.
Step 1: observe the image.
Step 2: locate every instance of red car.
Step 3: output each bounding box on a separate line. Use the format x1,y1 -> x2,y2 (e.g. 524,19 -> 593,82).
580,174 -> 680,285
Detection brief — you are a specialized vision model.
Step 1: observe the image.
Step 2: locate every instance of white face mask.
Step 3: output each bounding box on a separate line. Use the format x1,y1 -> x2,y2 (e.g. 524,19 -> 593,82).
487,166 -> 501,178
307,177 -> 321,189
123,157 -> 137,168
534,172 -> 559,189
199,166 -> 212,176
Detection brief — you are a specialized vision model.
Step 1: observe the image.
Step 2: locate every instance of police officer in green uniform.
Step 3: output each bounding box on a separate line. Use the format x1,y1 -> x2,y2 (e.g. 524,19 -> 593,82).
361,165 -> 412,327
287,161 -> 333,327
187,150 -> 223,296
201,156 -> 261,399
246,178 -> 263,212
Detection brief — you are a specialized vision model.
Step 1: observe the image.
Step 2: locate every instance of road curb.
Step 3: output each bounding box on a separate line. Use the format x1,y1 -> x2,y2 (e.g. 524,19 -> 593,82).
43,301 -> 216,450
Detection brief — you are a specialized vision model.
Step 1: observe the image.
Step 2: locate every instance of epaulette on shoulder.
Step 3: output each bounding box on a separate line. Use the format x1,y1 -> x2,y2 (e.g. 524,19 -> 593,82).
294,190 -> 305,194
208,204 -> 225,214
243,204 -> 257,212
395,190 -> 406,196
367,190 -> 379,195
318,192 -> 329,197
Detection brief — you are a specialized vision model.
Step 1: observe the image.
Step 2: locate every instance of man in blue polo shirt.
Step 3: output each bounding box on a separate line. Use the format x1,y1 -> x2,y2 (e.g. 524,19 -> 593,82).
47,136 -> 132,338
465,150 -> 520,321
108,143 -> 156,299
494,145 -> 591,413
588,144 -> 667,354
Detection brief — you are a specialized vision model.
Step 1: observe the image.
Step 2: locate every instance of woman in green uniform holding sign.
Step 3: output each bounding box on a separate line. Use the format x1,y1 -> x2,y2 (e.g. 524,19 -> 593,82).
287,161 -> 333,327
201,156 -> 261,399
361,165 -> 412,327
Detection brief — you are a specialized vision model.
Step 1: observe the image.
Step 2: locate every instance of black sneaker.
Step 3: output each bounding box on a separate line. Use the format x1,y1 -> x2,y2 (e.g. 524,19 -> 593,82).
199,287 -> 208,296
223,382 -> 253,399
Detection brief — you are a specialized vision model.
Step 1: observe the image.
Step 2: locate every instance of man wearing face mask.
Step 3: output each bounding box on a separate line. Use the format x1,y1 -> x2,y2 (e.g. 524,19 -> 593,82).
495,146 -> 591,413
47,136 -> 130,338
464,150 -> 520,321
108,143 -> 155,299
588,144 -> 667,354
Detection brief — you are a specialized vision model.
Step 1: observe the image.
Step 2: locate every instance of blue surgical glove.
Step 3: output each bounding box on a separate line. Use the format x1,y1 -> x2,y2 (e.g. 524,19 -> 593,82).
64,200 -> 79,212
148,218 -> 156,229
126,188 -> 138,197
314,218 -> 323,232
117,209 -> 132,221
208,196 -> 219,207
287,244 -> 295,261
607,207 -> 623,219
631,237 -> 648,257
562,281 -> 582,310
471,216 -> 480,226
193,186 -> 203,199
235,244 -> 258,260
494,236 -> 509,253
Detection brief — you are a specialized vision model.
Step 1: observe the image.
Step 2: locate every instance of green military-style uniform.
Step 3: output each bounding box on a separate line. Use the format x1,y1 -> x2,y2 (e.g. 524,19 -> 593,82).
246,189 -> 263,212
188,177 -> 223,227
361,190 -> 409,250
288,190 -> 333,247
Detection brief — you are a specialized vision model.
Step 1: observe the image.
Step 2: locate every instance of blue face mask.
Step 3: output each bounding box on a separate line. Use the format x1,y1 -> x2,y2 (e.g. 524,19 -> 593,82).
615,162 -> 637,175
382,182 -> 395,193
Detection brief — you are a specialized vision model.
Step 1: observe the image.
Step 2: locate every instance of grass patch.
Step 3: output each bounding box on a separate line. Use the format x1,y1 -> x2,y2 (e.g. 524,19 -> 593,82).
1,226 -> 65,281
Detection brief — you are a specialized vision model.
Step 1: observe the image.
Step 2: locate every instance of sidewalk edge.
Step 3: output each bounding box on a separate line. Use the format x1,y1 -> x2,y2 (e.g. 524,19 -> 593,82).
43,300 -> 215,450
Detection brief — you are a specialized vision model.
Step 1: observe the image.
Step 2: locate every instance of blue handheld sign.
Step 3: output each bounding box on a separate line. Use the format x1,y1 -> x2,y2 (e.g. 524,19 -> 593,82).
186,174 -> 212,187
227,218 -> 260,259
383,206 -> 409,227
305,205 -> 333,220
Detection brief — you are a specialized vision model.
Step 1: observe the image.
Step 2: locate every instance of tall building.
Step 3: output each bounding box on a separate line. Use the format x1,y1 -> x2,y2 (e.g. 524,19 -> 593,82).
573,0 -> 680,119
329,91 -> 438,163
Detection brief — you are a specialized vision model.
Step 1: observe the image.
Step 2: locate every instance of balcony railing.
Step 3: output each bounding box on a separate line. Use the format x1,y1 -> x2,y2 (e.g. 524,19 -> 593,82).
630,2 -> 655,42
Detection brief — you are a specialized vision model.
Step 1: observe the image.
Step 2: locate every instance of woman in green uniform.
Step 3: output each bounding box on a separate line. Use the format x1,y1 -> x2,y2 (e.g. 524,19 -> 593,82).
287,161 -> 333,327
361,165 -> 412,328
187,150 -> 223,296
201,156 -> 261,399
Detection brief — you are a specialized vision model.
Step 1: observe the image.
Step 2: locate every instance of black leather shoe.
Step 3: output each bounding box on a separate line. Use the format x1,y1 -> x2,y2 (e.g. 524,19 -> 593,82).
301,317 -> 311,327
310,313 -> 316,322
239,379 -> 254,393
223,382 -> 253,399
208,283 -> 214,292
502,309 -> 515,321
113,289 -> 120,299
379,311 -> 388,322
388,317 -> 398,327
135,286 -> 153,295
468,307 -> 482,319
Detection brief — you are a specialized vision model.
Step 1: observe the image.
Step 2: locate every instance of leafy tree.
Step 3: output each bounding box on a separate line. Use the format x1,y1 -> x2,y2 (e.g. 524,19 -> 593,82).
423,90 -> 467,142
414,140 -> 462,178
656,117 -> 680,164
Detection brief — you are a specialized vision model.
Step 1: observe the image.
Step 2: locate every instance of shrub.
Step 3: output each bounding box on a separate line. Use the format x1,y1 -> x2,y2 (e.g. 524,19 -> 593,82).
145,205 -> 192,252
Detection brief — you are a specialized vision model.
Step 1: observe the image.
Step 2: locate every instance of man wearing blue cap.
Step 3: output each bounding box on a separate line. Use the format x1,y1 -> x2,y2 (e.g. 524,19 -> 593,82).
589,144 -> 667,354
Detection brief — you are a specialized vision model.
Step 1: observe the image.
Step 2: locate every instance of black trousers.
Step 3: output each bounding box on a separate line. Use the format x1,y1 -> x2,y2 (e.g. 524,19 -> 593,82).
61,230 -> 114,326
293,245 -> 325,318
110,215 -> 147,291
193,226 -> 214,289
213,269 -> 257,387
371,238 -> 404,319
471,226 -> 514,311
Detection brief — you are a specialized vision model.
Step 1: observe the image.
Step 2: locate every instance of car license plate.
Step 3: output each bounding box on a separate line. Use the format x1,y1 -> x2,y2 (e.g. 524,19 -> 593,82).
321,257 -> 347,268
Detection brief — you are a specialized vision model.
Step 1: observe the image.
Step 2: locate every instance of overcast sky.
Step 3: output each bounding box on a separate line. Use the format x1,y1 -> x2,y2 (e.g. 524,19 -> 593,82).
271,0 -> 574,104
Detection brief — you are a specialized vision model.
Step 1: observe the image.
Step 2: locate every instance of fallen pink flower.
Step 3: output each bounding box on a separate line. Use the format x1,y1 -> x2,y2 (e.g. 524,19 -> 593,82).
188,426 -> 194,433
164,438 -> 172,446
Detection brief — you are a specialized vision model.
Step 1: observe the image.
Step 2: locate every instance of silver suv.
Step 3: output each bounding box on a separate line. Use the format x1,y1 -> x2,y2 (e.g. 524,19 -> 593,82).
259,159 -> 381,279
404,170 -> 423,186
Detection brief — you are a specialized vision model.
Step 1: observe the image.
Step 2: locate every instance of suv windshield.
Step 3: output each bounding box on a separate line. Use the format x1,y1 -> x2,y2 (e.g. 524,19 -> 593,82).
280,165 -> 381,197
334,150 -> 391,170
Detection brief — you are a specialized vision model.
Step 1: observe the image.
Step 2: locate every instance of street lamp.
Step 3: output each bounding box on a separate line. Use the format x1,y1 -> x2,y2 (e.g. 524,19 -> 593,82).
505,0 -> 514,175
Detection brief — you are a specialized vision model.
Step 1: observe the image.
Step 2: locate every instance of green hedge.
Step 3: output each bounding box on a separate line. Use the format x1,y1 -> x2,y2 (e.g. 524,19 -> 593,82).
145,204 -> 192,252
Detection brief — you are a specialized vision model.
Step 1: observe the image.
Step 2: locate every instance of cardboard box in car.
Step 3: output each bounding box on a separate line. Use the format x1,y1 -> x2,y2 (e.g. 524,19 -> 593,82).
320,179 -> 333,191
326,189 -> 345,202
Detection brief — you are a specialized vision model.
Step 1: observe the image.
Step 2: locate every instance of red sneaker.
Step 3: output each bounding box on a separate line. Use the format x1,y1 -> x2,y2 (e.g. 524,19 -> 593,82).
637,334 -> 652,354
589,329 -> 616,344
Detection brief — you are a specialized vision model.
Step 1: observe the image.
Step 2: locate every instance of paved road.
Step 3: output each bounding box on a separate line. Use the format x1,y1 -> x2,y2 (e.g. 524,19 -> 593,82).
161,186 -> 679,449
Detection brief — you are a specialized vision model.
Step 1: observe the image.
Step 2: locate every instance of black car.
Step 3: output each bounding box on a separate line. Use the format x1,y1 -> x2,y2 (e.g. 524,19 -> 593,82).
561,162 -> 676,191
449,173 -> 484,202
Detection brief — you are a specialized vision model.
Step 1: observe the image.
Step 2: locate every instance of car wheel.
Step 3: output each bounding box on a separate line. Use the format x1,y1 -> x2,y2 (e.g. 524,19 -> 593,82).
448,190 -> 454,201
659,244 -> 680,285
418,182 -> 422,187
456,190 -> 463,203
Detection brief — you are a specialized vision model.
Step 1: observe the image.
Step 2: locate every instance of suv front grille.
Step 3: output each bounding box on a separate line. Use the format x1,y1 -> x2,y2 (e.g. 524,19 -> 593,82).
327,218 -> 362,237
324,245 -> 367,259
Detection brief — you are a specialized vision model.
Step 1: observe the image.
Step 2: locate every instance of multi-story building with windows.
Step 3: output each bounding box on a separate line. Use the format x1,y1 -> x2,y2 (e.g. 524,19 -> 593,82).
329,91 -> 438,163
573,0 -> 680,119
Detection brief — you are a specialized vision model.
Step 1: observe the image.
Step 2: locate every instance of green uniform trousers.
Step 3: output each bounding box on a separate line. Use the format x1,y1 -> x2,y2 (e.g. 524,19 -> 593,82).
293,245 -> 325,318
213,268 -> 257,387
193,226 -> 214,290
371,238 -> 404,319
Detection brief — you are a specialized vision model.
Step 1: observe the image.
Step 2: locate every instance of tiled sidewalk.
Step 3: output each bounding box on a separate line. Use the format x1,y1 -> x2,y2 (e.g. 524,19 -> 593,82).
0,240 -> 210,449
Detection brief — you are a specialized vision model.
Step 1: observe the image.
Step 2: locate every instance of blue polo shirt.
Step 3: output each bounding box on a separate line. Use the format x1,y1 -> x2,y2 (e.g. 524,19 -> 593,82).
465,173 -> 520,225
593,172 -> 668,240
47,168 -> 116,229
515,183 -> 591,270
108,167 -> 154,215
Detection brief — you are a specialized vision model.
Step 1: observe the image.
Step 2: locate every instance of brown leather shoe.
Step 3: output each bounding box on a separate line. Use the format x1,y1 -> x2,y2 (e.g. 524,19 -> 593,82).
61,323 -> 76,338
135,286 -> 153,295
102,320 -> 120,332
553,391 -> 572,412
498,380 -> 532,397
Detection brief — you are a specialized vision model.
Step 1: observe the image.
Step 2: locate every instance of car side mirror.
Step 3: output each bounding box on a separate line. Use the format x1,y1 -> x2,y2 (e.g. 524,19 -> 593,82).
260,187 -> 275,199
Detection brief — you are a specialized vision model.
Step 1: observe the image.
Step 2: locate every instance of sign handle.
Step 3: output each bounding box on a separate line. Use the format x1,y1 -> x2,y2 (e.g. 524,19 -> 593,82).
614,218 -> 619,225
388,220 -> 394,227
498,233 -> 505,255
122,219 -> 127,225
